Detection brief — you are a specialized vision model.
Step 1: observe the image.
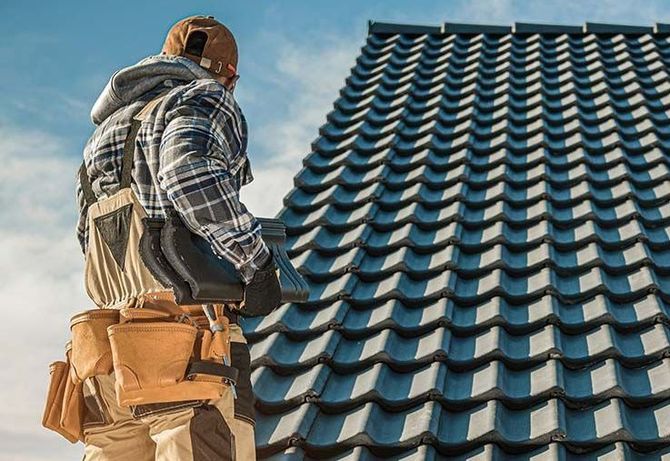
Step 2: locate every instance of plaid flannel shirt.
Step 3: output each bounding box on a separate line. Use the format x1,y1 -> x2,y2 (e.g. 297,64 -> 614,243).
76,79 -> 270,283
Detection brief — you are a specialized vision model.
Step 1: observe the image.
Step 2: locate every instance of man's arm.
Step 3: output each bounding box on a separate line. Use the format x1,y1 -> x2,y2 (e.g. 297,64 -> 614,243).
158,82 -> 271,284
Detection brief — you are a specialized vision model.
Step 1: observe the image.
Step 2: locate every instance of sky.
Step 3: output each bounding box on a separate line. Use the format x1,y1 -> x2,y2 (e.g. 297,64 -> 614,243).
2,1 -> 670,459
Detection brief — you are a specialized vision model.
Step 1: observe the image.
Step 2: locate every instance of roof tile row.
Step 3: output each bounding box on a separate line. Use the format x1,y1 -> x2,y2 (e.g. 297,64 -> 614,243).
248,22 -> 670,457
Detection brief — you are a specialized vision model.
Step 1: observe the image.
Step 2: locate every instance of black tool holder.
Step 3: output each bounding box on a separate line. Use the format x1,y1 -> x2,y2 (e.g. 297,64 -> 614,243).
140,210 -> 309,306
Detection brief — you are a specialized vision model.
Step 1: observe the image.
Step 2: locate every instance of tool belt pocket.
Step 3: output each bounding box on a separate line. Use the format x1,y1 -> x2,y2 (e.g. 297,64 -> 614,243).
42,358 -> 82,443
42,309 -> 120,442
70,309 -> 120,380
43,306 -> 240,442
108,308 -> 233,407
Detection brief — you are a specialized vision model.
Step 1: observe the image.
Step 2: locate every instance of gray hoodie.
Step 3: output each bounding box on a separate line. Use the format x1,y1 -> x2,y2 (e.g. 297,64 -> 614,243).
91,54 -> 213,125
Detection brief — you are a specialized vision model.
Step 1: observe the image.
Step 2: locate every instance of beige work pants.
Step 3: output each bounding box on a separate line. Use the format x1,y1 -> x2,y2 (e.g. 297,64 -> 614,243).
81,324 -> 256,461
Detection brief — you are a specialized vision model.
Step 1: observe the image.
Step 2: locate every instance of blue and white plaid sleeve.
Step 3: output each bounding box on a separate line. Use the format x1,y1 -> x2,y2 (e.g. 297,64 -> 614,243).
158,82 -> 270,283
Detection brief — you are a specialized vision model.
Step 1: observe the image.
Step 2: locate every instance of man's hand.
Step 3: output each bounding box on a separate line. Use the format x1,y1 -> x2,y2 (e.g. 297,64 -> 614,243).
241,256 -> 281,316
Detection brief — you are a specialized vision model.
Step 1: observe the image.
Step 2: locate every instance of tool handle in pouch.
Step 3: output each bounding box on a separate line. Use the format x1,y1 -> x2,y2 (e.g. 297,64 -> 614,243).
205,313 -> 231,362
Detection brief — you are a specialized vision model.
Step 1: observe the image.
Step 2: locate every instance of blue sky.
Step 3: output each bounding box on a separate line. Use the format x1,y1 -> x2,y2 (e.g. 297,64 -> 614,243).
2,1 -> 670,459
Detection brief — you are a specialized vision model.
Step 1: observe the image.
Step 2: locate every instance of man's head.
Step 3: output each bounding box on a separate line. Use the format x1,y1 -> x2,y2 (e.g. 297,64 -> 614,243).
162,16 -> 240,91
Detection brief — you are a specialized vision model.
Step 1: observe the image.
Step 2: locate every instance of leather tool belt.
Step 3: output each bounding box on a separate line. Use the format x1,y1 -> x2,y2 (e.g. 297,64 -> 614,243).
42,304 -> 239,443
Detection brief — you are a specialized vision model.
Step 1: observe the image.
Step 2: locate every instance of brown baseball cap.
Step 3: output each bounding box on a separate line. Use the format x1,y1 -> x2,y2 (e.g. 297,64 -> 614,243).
162,15 -> 238,78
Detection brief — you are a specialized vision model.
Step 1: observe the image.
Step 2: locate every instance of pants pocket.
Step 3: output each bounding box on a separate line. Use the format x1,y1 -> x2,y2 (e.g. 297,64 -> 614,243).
230,341 -> 255,425
190,404 -> 236,461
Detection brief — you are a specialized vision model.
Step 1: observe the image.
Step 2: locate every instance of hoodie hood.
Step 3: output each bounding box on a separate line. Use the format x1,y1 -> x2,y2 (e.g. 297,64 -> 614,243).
91,54 -> 213,125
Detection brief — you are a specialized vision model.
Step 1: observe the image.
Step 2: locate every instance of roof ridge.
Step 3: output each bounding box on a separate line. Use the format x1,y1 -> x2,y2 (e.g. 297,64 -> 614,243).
368,20 -> 670,36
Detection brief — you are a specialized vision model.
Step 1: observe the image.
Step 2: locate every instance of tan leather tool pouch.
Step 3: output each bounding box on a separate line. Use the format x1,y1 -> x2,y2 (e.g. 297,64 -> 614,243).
42,360 -> 80,443
108,308 -> 227,407
42,343 -> 84,443
43,309 -> 121,443
69,309 -> 120,380
59,352 -> 84,442
191,313 -> 233,382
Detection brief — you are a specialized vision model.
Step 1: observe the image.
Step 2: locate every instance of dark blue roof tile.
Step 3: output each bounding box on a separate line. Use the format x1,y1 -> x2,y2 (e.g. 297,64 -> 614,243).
255,399 -> 670,456
251,21 -> 670,458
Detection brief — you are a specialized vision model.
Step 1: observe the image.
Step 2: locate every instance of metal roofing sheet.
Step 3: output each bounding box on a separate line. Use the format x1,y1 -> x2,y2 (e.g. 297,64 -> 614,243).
245,21 -> 670,458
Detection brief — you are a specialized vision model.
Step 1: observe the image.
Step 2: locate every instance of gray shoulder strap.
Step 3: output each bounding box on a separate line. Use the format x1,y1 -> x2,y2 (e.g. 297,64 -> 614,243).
80,93 -> 169,206
119,94 -> 168,189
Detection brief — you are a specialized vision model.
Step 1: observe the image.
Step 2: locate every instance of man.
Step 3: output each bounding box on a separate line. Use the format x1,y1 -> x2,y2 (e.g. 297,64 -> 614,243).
74,15 -> 280,460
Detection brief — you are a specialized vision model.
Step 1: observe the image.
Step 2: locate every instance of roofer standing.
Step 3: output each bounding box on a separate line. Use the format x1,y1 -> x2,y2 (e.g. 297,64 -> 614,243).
41,15 -> 282,460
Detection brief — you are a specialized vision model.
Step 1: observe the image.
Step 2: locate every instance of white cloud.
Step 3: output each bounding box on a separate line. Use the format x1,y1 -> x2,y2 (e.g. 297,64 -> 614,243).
0,126 -> 86,461
257,33 -> 358,160
240,32 -> 360,217
445,0 -> 668,25
241,163 -> 297,217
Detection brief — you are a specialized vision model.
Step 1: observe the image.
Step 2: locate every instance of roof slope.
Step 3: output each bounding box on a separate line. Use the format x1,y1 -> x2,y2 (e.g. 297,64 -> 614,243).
242,21 -> 670,459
